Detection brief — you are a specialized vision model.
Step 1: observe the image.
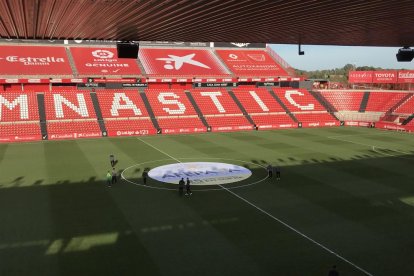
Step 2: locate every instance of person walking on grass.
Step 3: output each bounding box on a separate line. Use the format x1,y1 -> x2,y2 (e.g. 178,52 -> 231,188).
178,178 -> 185,196
109,154 -> 115,167
106,170 -> 112,187
142,169 -> 148,185
111,168 -> 117,185
185,177 -> 192,196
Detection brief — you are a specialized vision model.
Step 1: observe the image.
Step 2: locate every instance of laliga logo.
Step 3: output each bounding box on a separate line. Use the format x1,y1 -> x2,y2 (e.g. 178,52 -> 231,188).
92,50 -> 114,59
229,54 -> 238,59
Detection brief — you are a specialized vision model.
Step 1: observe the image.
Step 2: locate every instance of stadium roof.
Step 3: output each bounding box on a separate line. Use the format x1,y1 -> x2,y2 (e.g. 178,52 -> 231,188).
0,0 -> 413,47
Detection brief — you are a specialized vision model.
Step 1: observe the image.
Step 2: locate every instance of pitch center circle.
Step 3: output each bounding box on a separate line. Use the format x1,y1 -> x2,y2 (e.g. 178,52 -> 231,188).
148,162 -> 252,185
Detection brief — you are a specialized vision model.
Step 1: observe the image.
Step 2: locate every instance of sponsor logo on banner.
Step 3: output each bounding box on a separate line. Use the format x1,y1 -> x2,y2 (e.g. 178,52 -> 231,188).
247,54 -> 266,61
231,43 -> 251,48
348,71 -> 373,83
398,70 -> 414,83
113,130 -> 150,136
92,50 -> 114,59
156,54 -> 210,70
49,132 -> 101,140
373,71 -> 397,83
2,56 -> 65,66
148,162 -> 252,185
214,42 -> 266,48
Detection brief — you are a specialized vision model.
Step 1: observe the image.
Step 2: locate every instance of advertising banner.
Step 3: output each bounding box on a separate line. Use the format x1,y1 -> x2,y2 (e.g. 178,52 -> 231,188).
139,48 -> 229,76
70,47 -> 141,75
397,70 -> 414,83
301,121 -> 339,128
0,46 -> 73,75
107,129 -> 156,137
162,127 -> 207,134
212,125 -> 253,132
372,71 -> 398,83
215,49 -> 288,76
0,135 -> 41,143
48,132 -> 102,140
0,39 -> 64,44
139,41 -> 209,47
66,39 -> 117,45
194,82 -> 237,88
257,123 -> 296,130
214,42 -> 266,48
348,71 -> 373,83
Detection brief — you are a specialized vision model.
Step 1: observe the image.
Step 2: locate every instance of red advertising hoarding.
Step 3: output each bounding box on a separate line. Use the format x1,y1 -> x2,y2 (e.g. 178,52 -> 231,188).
348,71 -> 373,83
107,129 -> 157,137
139,48 -> 229,76
215,49 -> 288,76
397,70 -> 414,83
0,135 -> 41,143
372,71 -> 398,83
70,47 -> 141,75
0,46 -> 73,75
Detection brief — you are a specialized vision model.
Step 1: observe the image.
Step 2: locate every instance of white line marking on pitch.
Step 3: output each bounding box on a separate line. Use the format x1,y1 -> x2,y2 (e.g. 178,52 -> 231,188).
136,137 -> 374,276
328,136 -> 413,160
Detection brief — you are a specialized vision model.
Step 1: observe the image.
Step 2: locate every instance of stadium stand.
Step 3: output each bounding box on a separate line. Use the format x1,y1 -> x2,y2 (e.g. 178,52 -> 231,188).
95,90 -> 157,137
274,88 -> 327,112
215,49 -> 289,76
0,92 -> 42,142
190,88 -> 252,131
44,91 -> 101,140
273,88 -> 338,127
319,91 -> 364,111
145,89 -> 206,134
231,87 -> 296,129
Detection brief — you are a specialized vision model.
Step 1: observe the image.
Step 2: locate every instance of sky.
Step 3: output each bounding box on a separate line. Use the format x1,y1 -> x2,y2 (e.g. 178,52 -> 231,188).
269,44 -> 414,71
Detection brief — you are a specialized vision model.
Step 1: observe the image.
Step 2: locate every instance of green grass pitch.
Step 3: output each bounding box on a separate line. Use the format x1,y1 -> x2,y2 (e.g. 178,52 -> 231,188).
0,127 -> 414,276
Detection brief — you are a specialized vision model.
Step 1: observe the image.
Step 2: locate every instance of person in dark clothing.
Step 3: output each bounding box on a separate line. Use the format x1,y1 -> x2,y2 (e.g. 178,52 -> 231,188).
266,164 -> 273,178
109,154 -> 115,167
185,178 -> 192,195
178,178 -> 185,196
328,265 -> 339,276
275,166 -> 281,180
111,168 -> 117,185
142,170 -> 148,185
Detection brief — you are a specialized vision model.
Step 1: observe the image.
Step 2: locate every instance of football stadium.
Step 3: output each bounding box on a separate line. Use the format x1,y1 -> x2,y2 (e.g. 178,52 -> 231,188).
0,1 -> 414,275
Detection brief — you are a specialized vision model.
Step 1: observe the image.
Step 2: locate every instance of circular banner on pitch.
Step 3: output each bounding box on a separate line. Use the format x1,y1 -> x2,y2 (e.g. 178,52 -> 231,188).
148,162 -> 252,185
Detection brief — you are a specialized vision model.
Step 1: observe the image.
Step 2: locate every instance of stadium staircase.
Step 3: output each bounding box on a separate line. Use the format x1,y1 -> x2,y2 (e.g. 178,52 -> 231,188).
388,93 -> 414,114
90,92 -> 107,135
267,87 -> 298,123
135,57 -> 147,75
65,47 -> 78,77
184,90 -> 209,128
402,114 -> 414,125
309,90 -> 340,120
226,88 -> 255,126
358,92 -> 370,112
36,93 -> 49,140
212,49 -> 235,77
138,88 -> 161,132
